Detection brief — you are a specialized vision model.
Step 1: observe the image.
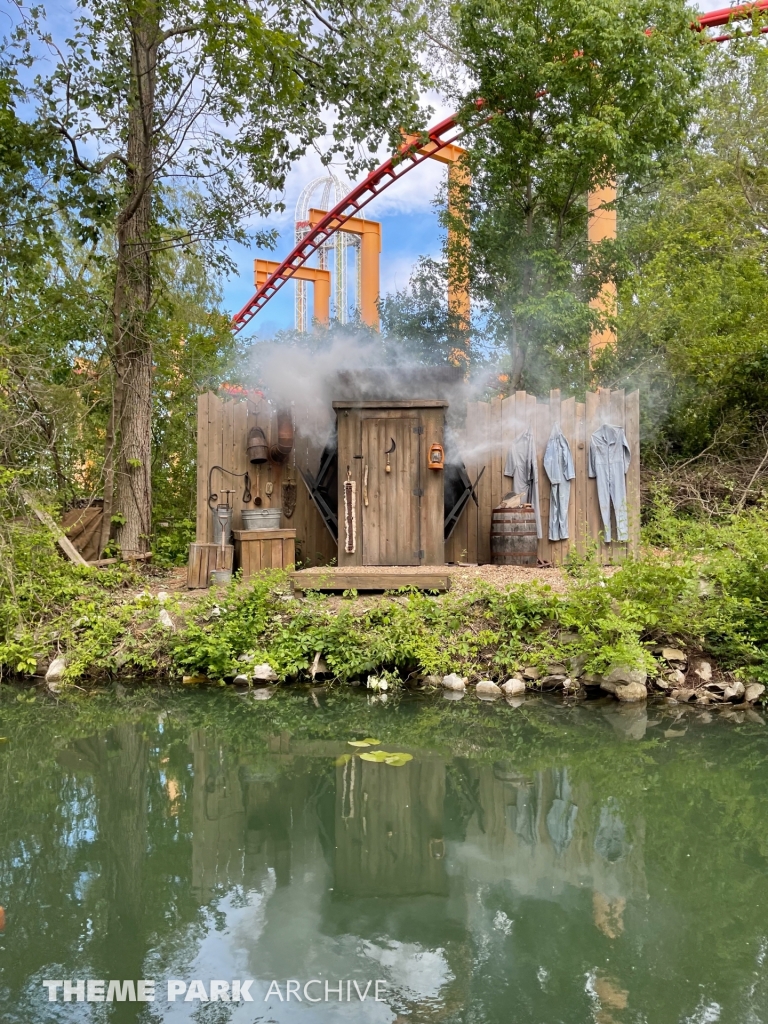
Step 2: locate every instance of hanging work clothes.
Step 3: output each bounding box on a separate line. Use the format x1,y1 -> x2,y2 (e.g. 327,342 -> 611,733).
543,423 -> 575,541
588,423 -> 631,542
504,428 -> 542,538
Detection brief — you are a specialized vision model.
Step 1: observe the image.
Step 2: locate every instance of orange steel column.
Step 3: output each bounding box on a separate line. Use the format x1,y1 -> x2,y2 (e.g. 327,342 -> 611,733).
307,211 -> 381,329
446,158 -> 471,340
312,273 -> 331,325
254,259 -> 331,326
359,221 -> 380,329
587,184 -> 617,356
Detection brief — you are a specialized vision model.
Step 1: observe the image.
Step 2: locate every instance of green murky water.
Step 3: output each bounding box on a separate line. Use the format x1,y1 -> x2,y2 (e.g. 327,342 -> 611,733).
1,687 -> 768,1023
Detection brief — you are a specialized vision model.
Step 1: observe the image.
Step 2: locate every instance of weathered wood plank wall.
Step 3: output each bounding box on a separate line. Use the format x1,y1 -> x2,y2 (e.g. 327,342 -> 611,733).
445,388 -> 640,565
196,392 -> 336,568
197,387 -> 639,571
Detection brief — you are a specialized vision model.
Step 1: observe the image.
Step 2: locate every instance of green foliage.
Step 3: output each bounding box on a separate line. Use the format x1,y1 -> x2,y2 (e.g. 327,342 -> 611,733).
441,0 -> 705,390
151,519 -> 196,567
609,36 -> 768,455
4,500 -> 768,688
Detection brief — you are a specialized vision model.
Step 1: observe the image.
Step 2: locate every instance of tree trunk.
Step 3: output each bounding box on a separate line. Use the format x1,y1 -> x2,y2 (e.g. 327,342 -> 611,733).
98,369 -> 119,556
111,5 -> 158,556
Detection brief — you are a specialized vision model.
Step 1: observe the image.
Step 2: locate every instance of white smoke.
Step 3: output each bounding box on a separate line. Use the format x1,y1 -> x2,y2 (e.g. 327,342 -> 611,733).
247,334 -> 496,455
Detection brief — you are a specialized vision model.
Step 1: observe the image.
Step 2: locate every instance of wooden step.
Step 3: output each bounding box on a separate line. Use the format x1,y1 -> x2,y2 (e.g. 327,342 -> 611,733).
291,569 -> 450,594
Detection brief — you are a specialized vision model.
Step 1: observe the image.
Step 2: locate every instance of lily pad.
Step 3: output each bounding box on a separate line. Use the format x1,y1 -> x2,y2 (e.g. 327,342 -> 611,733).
334,754 -> 352,766
359,750 -> 392,762
384,753 -> 413,767
361,737 -> 381,745
348,740 -> 372,748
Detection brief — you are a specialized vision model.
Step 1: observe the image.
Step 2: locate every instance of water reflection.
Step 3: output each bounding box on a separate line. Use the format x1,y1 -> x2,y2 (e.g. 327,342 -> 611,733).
1,695 -> 767,1023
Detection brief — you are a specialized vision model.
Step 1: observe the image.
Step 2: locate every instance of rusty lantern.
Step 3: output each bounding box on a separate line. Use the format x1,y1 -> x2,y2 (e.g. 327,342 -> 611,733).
428,443 -> 444,470
246,426 -> 269,464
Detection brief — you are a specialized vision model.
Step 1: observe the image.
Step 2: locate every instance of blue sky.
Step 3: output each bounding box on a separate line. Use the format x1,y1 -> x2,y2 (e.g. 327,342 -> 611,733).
13,0 -> 729,343
221,132 -> 452,342
220,0 -> 729,342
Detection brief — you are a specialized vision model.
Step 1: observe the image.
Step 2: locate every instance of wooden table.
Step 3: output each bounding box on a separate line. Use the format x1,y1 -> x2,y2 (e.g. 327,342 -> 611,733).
233,528 -> 297,579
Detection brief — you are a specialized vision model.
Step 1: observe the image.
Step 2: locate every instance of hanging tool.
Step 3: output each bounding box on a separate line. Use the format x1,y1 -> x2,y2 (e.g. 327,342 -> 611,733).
265,463 -> 274,497
384,437 -> 396,474
254,466 -> 262,506
207,467 -> 251,509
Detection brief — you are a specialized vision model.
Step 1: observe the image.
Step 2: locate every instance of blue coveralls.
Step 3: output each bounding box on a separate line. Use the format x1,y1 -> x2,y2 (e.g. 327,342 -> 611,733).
504,428 -> 542,539
543,424 -> 575,541
588,423 -> 631,543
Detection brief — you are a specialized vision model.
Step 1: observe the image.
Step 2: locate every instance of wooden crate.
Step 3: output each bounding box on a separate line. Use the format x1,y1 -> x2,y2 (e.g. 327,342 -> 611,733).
233,529 -> 296,579
187,543 -> 234,589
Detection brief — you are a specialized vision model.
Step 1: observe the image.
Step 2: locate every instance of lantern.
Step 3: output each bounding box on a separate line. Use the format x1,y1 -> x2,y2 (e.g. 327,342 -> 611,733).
428,443 -> 444,470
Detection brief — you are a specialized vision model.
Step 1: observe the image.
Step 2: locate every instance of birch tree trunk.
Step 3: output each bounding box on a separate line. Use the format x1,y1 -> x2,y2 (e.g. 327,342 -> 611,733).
111,5 -> 158,556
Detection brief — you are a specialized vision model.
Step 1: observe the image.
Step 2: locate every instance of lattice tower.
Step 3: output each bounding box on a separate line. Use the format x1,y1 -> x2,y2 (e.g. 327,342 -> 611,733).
294,173 -> 360,331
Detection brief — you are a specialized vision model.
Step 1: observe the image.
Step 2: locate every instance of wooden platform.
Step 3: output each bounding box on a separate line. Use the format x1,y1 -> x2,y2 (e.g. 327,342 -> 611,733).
291,566 -> 451,594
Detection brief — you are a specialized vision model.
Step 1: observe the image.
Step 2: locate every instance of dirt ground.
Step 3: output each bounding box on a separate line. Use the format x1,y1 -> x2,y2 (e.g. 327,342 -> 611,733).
138,561 -> 573,608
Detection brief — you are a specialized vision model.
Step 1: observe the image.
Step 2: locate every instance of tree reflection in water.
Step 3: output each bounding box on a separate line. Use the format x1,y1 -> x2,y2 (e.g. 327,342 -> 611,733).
1,690 -> 767,1023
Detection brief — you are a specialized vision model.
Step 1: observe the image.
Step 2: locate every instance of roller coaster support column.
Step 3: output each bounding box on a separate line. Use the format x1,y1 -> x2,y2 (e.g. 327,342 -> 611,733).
255,259 -> 331,326
587,183 -> 617,357
308,210 -> 381,329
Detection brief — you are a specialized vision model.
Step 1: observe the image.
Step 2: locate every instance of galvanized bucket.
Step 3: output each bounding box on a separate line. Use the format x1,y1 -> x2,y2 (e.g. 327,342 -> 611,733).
241,508 -> 282,531
212,505 -> 233,546
211,569 -> 232,586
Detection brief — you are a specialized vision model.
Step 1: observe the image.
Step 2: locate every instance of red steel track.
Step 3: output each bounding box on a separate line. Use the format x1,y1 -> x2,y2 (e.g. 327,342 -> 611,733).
232,3 -> 768,332
232,112 -> 468,331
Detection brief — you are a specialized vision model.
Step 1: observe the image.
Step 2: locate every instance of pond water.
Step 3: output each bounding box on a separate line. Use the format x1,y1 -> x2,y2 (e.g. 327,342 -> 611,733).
1,687 -> 768,1023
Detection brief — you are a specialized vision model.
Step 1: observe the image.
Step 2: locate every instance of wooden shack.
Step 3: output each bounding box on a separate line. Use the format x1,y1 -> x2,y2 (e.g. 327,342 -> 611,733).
445,387 -> 640,566
192,386 -> 639,585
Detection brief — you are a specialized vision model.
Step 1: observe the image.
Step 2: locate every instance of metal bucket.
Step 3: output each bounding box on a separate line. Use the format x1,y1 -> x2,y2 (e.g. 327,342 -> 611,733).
212,505 -> 233,546
211,569 -> 232,586
491,504 -> 538,566
247,426 -> 269,464
241,508 -> 282,531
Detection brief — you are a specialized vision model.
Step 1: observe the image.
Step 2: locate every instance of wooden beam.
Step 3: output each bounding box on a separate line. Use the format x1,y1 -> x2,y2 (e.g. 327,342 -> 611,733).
20,490 -> 89,566
291,569 -> 450,593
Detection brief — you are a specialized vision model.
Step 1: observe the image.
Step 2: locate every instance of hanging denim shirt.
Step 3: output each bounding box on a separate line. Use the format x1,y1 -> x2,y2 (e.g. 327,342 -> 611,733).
504,428 -> 542,538
543,423 -> 575,541
588,423 -> 631,542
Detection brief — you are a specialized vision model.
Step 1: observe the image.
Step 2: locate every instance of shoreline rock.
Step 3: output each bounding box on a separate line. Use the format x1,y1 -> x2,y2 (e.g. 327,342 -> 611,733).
442,673 -> 467,692
476,680 -> 502,699
501,678 -> 526,697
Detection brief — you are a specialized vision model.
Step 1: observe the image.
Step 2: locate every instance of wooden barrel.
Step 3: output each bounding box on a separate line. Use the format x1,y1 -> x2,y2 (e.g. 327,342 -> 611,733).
491,504 -> 538,565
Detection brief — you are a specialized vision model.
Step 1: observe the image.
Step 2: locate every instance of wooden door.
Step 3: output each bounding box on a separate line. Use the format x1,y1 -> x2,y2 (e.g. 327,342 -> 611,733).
362,416 -> 421,565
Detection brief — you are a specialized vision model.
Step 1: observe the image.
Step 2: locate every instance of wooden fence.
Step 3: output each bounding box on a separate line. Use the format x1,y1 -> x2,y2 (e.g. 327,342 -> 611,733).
196,387 -> 639,572
445,388 -> 640,565
196,392 -> 336,567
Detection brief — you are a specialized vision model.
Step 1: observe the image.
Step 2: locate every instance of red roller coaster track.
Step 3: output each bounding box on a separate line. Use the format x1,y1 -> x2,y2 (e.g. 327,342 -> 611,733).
231,2 -> 768,333
232,112 -> 468,331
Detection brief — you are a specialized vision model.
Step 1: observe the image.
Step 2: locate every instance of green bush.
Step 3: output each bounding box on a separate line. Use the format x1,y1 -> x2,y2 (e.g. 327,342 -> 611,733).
3,492 -> 768,688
